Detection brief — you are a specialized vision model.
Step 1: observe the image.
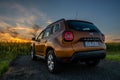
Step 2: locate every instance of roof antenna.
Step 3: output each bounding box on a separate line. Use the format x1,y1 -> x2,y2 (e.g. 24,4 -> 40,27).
75,11 -> 78,20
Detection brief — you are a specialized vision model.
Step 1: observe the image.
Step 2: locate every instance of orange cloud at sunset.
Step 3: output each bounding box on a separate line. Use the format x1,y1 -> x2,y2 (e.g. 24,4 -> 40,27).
0,3 -> 52,42
0,22 -> 42,42
105,34 -> 120,43
0,33 -> 29,42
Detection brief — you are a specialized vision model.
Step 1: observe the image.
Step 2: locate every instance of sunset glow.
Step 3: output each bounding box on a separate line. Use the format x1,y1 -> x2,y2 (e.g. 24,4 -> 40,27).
10,38 -> 31,42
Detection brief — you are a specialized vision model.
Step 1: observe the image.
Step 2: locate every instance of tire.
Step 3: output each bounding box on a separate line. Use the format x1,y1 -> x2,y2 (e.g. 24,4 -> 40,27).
85,59 -> 100,66
31,47 -> 37,60
46,50 -> 59,73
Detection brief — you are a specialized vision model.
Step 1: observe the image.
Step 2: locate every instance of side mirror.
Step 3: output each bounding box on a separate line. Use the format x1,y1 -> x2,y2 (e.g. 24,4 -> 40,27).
32,37 -> 35,40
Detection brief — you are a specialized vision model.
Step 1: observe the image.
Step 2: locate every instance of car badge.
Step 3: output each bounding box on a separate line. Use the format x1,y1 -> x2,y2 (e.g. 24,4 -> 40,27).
90,32 -> 93,36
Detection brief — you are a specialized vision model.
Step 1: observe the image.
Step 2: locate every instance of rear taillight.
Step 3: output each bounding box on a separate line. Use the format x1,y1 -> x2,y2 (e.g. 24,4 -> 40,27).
102,33 -> 105,42
63,31 -> 74,41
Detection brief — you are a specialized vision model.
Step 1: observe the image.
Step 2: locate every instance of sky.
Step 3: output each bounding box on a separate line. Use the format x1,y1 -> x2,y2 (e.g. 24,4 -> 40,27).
0,0 -> 120,42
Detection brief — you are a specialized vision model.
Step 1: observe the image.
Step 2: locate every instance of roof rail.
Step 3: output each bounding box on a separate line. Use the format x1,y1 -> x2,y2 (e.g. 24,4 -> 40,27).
48,18 -> 65,26
56,18 -> 65,22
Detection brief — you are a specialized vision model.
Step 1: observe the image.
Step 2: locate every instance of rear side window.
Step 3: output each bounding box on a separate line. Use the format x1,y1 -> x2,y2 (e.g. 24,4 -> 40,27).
53,24 -> 60,33
67,21 -> 100,32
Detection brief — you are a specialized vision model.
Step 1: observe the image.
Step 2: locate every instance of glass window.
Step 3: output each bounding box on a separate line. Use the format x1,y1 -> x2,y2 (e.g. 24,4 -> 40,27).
35,31 -> 41,40
53,24 -> 60,33
67,21 -> 100,32
43,27 -> 51,38
37,31 -> 44,40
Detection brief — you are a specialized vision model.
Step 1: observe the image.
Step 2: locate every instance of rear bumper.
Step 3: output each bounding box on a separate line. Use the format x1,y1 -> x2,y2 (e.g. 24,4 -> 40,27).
56,50 -> 106,62
71,50 -> 106,61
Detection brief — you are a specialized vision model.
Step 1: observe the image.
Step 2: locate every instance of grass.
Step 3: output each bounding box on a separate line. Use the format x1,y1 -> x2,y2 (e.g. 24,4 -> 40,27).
0,42 -> 31,78
106,43 -> 120,61
106,54 -> 120,61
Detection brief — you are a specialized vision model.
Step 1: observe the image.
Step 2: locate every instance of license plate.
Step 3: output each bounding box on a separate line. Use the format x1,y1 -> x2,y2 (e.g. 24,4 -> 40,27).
84,42 -> 99,47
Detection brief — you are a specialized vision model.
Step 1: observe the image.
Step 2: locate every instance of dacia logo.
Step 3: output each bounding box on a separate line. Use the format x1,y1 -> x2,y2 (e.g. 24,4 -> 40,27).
89,32 -> 94,36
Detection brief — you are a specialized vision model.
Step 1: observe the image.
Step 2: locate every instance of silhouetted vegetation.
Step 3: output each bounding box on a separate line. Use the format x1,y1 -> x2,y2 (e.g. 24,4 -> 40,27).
106,43 -> 120,61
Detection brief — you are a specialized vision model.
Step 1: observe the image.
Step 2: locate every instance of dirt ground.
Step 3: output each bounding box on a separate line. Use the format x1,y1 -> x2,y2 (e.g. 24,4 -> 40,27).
2,56 -> 120,80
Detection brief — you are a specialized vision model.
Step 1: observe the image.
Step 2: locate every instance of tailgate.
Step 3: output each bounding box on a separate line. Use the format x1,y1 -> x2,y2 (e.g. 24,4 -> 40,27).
71,31 -> 105,52
66,20 -> 106,52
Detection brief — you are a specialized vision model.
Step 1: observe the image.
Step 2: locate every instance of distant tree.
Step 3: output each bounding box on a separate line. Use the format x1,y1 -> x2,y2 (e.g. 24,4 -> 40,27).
30,24 -> 42,37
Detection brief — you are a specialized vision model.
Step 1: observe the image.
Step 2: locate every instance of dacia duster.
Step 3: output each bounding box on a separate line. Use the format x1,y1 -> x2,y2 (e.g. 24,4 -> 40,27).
31,19 -> 106,73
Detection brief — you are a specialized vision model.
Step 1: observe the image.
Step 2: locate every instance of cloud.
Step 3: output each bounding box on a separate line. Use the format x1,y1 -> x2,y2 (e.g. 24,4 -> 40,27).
113,39 -> 120,41
46,19 -> 53,24
106,34 -> 120,43
0,5 -> 36,25
0,3 -> 51,42
0,22 -> 42,40
0,21 -> 12,28
0,2 -> 52,26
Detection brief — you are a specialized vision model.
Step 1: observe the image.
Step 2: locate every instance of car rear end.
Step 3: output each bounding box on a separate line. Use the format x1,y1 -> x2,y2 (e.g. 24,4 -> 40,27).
63,20 -> 106,61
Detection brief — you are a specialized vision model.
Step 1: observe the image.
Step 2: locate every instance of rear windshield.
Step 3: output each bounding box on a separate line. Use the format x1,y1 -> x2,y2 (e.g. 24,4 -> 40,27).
67,21 -> 100,32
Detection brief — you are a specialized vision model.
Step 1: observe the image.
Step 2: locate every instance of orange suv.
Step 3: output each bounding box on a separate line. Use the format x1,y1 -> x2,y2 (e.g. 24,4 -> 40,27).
31,19 -> 106,73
